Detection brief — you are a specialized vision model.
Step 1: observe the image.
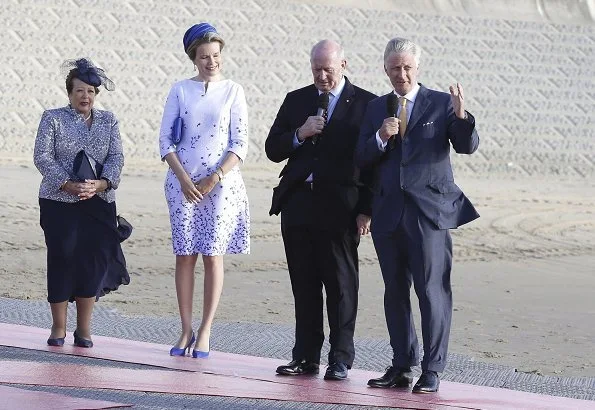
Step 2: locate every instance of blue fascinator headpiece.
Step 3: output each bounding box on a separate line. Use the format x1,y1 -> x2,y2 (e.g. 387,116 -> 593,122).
60,58 -> 115,91
183,22 -> 218,52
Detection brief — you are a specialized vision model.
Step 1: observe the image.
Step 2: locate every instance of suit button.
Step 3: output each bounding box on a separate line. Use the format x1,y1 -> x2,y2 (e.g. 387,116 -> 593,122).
401,162 -> 407,167
401,185 -> 407,190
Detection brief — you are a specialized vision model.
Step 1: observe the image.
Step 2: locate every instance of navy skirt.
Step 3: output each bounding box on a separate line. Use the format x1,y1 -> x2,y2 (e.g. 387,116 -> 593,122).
39,196 -> 130,303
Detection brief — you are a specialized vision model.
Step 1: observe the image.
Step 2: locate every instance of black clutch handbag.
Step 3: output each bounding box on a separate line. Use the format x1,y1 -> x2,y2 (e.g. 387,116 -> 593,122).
172,117 -> 183,144
116,215 -> 133,242
73,150 -> 103,181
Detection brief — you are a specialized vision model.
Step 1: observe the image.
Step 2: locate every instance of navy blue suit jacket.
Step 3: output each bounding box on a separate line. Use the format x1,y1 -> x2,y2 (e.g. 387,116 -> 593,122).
355,85 -> 480,232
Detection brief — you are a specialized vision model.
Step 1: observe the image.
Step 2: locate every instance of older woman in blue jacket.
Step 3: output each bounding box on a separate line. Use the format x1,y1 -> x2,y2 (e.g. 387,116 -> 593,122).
34,58 -> 130,348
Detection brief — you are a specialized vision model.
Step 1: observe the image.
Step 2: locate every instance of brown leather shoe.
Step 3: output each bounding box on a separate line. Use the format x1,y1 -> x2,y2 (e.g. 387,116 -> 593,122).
367,366 -> 413,388
412,371 -> 440,393
276,359 -> 319,376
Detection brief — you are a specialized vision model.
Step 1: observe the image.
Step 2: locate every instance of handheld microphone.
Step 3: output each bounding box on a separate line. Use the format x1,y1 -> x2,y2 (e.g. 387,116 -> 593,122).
317,92 -> 329,117
386,93 -> 398,150
313,93 -> 329,144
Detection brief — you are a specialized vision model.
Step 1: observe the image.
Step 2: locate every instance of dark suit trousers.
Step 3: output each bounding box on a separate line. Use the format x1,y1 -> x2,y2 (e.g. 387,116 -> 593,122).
372,196 -> 453,373
281,189 -> 360,367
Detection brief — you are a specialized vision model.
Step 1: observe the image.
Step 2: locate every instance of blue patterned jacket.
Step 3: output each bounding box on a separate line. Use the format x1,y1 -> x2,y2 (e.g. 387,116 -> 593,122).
34,106 -> 124,203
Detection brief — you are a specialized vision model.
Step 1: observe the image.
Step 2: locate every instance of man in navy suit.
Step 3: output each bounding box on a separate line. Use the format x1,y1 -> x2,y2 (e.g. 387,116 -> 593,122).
266,40 -> 376,381
356,37 -> 480,393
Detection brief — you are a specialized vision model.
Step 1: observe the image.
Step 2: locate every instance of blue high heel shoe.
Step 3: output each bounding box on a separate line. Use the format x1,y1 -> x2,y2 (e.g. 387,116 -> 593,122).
169,332 -> 195,356
192,329 -> 210,358
192,349 -> 209,358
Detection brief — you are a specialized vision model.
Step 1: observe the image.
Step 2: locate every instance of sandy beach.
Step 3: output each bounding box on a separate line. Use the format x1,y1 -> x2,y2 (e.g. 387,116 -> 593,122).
1,160 -> 593,378
0,0 -> 593,386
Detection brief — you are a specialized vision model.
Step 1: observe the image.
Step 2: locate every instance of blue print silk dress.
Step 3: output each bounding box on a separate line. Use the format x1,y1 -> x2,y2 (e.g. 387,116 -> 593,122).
159,79 -> 250,256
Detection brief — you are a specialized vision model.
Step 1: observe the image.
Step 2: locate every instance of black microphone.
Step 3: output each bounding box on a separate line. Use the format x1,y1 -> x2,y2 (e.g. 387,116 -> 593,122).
386,93 -> 398,150
317,92 -> 329,117
313,93 -> 329,144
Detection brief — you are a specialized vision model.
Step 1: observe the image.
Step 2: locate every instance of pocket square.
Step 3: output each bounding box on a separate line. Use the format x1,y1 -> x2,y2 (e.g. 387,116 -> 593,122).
422,121 -> 434,127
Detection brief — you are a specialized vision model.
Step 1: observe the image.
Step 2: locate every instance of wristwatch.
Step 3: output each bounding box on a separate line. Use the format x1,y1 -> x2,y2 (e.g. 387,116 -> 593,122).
101,177 -> 112,191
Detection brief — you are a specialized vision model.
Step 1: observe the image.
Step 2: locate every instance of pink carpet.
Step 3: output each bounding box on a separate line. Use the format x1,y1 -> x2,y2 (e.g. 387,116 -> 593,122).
1,323 -> 592,410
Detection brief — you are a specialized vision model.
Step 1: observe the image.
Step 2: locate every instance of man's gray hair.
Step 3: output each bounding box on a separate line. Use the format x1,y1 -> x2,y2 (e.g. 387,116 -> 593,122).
310,39 -> 345,61
383,37 -> 421,66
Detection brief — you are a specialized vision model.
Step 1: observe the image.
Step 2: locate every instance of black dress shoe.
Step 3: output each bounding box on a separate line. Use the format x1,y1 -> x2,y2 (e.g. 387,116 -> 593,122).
276,359 -> 319,376
412,371 -> 440,393
47,335 -> 65,347
367,366 -> 413,388
73,329 -> 93,348
324,362 -> 348,380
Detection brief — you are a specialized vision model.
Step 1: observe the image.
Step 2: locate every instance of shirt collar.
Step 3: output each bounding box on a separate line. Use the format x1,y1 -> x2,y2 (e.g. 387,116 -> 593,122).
394,82 -> 420,104
319,76 -> 346,98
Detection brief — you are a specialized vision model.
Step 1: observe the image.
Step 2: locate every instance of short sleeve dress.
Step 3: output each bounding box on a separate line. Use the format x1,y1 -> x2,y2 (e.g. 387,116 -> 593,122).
159,79 -> 250,256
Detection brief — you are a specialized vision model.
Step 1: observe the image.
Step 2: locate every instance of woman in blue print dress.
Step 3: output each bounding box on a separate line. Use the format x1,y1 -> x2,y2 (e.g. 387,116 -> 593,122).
159,23 -> 250,358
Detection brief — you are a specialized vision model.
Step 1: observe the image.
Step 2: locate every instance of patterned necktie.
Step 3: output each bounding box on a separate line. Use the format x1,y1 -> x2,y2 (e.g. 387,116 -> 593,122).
323,93 -> 332,124
398,97 -> 408,139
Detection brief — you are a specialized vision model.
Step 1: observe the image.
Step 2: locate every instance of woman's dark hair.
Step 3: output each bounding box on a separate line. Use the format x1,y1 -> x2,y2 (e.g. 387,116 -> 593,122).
66,69 -> 100,95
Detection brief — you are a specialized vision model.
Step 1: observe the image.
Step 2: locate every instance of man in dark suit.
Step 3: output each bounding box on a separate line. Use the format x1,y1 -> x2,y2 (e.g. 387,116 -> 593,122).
266,39 -> 376,381
356,37 -> 480,393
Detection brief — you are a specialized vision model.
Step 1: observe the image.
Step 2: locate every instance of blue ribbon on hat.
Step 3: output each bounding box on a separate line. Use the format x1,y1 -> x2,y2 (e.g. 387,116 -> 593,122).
61,58 -> 115,91
183,23 -> 218,52
76,59 -> 102,87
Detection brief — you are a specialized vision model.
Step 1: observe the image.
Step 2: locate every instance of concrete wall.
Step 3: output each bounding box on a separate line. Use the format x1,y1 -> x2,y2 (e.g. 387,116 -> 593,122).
1,0 -> 593,177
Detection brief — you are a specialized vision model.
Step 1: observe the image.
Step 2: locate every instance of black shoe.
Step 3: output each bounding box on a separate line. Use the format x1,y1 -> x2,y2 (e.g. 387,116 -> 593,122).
324,362 -> 348,380
73,329 -> 93,348
276,359 -> 319,376
367,366 -> 413,388
412,371 -> 440,393
47,335 -> 65,347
